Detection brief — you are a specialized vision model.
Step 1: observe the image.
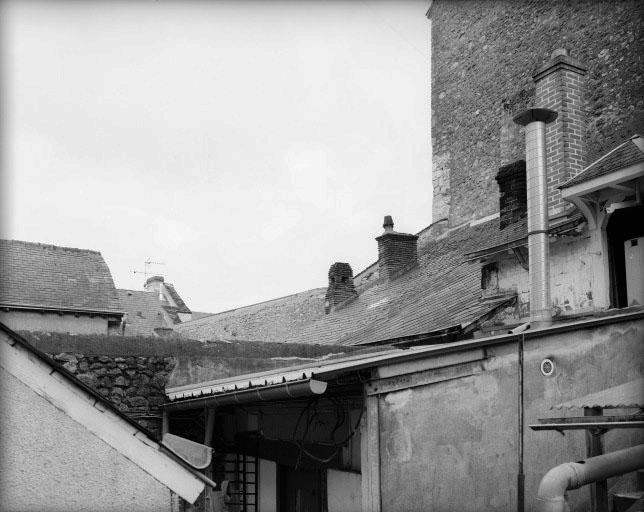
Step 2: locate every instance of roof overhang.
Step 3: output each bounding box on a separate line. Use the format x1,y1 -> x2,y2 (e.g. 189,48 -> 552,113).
561,162 -> 644,229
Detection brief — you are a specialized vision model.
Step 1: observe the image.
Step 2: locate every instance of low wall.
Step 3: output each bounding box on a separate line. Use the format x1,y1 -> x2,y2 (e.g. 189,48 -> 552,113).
51,352 -> 172,437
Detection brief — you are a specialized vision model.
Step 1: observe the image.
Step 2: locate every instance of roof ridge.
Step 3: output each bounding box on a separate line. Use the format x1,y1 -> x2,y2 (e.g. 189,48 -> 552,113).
0,238 -> 102,255
180,286 -> 327,324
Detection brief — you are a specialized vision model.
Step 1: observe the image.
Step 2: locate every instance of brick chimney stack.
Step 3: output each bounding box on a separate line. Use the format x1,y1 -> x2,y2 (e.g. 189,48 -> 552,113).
324,262 -> 357,314
533,48 -> 587,216
376,216 -> 419,281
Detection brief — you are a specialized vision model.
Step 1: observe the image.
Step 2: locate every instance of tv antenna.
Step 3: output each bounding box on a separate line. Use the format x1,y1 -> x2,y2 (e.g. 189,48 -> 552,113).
131,259 -> 166,281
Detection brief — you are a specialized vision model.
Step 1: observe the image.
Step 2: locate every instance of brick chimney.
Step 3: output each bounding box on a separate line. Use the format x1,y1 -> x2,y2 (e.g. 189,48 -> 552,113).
495,160 -> 527,229
376,216 -> 418,281
533,48 -> 587,216
324,262 -> 357,314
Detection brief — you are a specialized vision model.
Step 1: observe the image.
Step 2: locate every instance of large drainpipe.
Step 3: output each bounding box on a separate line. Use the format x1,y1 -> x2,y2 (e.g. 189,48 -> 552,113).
536,444 -> 644,512
514,108 -> 558,328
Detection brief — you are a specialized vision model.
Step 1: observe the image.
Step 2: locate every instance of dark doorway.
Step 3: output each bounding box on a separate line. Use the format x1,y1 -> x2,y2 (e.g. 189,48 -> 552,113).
279,465 -> 324,512
606,205 -> 644,308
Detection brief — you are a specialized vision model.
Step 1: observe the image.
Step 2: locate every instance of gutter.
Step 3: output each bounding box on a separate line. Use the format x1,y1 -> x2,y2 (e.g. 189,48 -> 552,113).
0,303 -> 124,317
536,444 -> 644,512
164,378 -> 328,411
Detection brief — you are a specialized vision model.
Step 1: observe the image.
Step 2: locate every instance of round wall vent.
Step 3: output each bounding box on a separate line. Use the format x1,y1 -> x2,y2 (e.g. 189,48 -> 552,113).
540,358 -> 555,376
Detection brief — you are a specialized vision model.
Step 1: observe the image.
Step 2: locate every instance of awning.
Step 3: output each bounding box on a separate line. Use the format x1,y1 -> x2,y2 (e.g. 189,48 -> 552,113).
552,378 -> 644,410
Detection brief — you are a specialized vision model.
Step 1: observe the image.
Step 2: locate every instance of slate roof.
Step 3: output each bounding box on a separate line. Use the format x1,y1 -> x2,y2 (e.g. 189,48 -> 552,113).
175,288 -> 328,343
164,283 -> 191,314
283,220 -> 513,346
0,239 -> 122,314
117,290 -> 174,336
561,134 -> 644,188
176,219 -> 516,346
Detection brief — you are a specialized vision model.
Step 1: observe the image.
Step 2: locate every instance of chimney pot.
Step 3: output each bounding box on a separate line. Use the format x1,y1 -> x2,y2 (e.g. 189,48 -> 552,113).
383,215 -> 394,232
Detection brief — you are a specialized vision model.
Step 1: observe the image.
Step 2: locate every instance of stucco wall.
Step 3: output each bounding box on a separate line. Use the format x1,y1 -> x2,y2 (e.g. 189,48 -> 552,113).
376,318 -> 644,512
0,366 -> 174,512
0,310 -> 109,334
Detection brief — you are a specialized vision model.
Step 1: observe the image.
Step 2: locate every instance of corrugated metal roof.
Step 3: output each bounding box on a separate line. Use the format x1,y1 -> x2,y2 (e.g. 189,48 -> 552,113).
553,378 -> 644,410
166,345 -> 440,401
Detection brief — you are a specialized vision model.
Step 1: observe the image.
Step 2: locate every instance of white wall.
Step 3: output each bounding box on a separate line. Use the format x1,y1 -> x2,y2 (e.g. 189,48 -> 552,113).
259,459 -> 277,512
0,310 -> 109,334
0,366 -> 174,511
327,469 -> 361,512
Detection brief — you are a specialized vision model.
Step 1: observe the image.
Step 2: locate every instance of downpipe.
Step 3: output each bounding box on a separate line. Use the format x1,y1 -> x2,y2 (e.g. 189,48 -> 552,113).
536,444 -> 644,512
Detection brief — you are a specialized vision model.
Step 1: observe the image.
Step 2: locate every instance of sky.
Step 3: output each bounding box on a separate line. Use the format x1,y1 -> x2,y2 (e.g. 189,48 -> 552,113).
1,0 -> 432,314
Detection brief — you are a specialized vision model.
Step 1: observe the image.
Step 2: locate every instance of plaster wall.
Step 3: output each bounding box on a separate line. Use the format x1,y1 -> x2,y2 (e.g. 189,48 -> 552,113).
0,309 -> 108,334
0,366 -> 174,512
491,228 -> 608,324
327,469 -> 361,512
376,318 -> 644,512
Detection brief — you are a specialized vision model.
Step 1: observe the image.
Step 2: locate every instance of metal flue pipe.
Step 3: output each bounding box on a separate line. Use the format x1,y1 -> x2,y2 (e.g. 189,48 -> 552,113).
536,444 -> 644,512
514,108 -> 558,328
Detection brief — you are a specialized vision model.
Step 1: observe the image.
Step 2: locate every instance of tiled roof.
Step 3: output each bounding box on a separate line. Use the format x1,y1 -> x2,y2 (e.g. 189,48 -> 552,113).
561,134 -> 644,188
0,239 -> 121,314
284,220 -> 511,346
174,289 -> 328,343
117,289 -> 176,336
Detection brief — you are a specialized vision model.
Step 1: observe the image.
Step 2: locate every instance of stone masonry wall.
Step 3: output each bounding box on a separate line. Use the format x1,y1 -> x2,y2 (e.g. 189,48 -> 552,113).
51,352 -> 173,437
430,0 -> 644,226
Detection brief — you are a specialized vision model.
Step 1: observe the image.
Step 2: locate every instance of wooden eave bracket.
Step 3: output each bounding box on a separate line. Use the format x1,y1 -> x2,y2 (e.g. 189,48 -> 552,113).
511,246 -> 529,270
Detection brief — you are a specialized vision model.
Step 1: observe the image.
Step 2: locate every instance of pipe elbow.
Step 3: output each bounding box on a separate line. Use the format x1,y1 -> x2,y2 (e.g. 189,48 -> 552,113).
536,462 -> 578,512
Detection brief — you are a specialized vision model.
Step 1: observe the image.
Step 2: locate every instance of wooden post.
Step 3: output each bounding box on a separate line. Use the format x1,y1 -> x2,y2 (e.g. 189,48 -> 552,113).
361,394 -> 381,512
162,410 -> 170,436
585,407 -> 607,512
204,408 -> 216,512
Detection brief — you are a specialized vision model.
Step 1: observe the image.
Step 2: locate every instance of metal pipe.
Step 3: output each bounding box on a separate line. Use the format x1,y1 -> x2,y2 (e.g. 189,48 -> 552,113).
514,108 -> 558,328
536,444 -> 644,512
164,378 -> 328,411
517,333 -> 525,512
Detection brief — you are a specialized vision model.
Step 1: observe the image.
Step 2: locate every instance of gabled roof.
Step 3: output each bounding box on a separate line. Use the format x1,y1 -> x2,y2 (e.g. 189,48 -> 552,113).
0,321 -> 209,502
561,134 -> 644,189
283,220 -> 514,346
164,283 -> 191,314
118,290 -> 175,336
0,239 -> 122,314
175,288 -> 327,342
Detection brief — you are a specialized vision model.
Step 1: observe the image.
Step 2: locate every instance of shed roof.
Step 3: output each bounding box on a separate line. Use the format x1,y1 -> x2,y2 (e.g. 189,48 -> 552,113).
0,239 -> 122,314
553,378 -> 644,410
561,135 -> 644,189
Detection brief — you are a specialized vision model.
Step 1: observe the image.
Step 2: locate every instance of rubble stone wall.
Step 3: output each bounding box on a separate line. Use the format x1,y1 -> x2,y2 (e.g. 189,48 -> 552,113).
51,352 -> 174,438
430,0 -> 644,226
